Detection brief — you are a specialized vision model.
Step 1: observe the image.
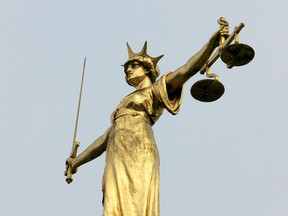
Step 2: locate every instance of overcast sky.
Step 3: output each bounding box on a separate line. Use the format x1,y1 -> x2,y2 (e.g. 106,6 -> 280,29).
1,0 -> 287,216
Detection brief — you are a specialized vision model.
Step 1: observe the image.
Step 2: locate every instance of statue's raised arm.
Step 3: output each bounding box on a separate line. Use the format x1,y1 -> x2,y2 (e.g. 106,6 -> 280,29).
166,20 -> 229,94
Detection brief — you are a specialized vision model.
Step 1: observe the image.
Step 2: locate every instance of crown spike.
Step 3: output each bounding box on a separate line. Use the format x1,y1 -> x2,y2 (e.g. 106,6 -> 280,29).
139,41 -> 148,56
151,55 -> 164,67
126,42 -> 135,58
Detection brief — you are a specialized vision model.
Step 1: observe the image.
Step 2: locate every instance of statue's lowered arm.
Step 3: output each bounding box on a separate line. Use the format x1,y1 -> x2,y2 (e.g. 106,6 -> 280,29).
70,127 -> 110,171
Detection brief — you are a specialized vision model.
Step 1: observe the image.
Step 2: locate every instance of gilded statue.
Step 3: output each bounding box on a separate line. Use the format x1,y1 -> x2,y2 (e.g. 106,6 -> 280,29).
65,19 -> 230,216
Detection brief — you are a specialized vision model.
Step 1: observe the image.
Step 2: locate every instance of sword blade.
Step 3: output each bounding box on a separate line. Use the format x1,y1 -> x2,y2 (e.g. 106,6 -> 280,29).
65,57 -> 86,184
72,57 -> 86,153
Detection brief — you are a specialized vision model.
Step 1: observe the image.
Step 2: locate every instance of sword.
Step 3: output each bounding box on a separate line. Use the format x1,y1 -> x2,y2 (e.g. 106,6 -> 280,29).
65,57 -> 86,184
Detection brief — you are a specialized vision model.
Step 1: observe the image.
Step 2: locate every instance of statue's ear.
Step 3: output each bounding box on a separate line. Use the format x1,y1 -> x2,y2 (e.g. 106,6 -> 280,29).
144,68 -> 151,75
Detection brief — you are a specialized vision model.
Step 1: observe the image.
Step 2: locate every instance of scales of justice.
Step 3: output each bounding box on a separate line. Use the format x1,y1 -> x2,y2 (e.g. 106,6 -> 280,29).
190,17 -> 254,102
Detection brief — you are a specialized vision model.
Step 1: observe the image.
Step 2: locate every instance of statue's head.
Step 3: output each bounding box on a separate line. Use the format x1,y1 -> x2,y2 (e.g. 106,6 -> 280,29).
123,41 -> 163,85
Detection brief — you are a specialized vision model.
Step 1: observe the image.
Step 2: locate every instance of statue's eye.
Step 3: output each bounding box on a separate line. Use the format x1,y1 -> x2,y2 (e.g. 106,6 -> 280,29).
131,62 -> 140,68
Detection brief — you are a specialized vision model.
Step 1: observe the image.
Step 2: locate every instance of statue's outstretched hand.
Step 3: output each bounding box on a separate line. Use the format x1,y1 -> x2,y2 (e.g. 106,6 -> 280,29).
209,28 -> 229,48
210,17 -> 229,48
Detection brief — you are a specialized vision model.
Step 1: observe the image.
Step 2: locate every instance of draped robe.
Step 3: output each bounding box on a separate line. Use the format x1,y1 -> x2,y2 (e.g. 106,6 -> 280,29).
102,73 -> 183,216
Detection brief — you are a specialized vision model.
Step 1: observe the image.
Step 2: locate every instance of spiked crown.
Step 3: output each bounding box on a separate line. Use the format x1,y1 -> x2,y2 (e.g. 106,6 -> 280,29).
123,41 -> 164,83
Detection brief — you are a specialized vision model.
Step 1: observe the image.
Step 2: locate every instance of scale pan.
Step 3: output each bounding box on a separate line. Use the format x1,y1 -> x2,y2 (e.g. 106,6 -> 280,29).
190,79 -> 225,102
221,43 -> 255,68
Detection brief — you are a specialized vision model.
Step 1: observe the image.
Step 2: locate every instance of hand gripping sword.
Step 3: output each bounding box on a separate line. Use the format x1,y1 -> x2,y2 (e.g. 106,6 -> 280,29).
65,57 -> 86,184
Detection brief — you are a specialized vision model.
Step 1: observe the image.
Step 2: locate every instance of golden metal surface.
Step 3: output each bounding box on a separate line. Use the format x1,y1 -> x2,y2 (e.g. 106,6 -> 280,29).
65,17 -> 254,215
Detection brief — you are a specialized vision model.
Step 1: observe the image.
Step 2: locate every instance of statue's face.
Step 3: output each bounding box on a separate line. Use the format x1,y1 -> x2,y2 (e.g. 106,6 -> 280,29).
125,61 -> 148,86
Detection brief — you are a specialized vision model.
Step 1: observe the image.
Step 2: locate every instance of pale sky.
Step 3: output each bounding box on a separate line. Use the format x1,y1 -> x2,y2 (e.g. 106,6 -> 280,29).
1,0 -> 288,216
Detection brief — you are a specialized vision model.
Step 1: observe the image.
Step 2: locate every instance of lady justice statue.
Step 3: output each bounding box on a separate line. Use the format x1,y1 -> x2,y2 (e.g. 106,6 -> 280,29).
65,18 -> 230,216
